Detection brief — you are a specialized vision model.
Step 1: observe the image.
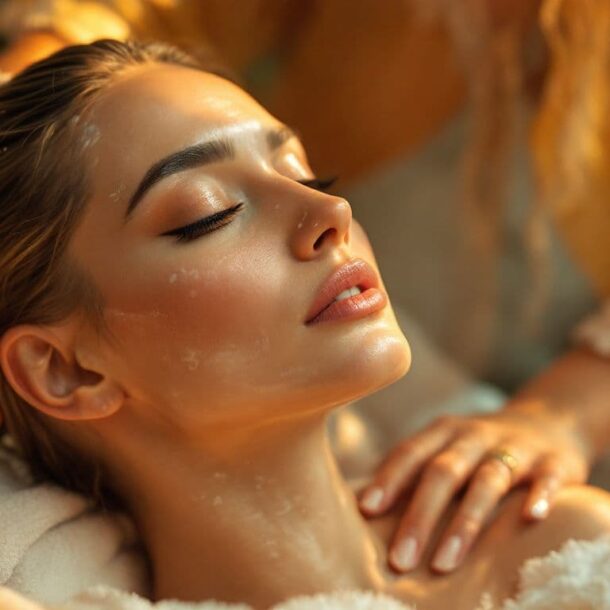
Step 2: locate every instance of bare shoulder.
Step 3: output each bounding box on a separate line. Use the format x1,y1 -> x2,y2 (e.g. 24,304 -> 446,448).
521,485 -> 610,554
477,485 -> 610,601
547,485 -> 610,535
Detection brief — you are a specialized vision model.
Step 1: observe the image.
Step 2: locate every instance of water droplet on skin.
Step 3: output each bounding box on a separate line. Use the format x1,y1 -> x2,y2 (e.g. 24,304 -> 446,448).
106,308 -> 163,321
81,123 -> 101,149
296,210 -> 308,230
180,348 -> 201,371
109,183 -> 126,202
275,499 -> 293,517
169,268 -> 201,284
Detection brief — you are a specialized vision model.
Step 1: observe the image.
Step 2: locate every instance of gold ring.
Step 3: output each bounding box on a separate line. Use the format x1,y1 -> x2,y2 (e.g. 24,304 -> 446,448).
487,448 -> 519,476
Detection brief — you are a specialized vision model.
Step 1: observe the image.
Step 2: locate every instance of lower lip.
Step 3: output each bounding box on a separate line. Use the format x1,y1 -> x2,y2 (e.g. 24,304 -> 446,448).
306,288 -> 388,325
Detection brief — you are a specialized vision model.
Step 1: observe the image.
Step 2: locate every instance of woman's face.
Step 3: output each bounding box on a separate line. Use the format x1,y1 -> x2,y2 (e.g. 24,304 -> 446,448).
70,63 -> 410,432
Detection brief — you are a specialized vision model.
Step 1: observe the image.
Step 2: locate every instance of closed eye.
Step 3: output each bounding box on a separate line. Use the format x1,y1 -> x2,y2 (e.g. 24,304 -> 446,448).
162,176 -> 337,244
162,202 -> 244,243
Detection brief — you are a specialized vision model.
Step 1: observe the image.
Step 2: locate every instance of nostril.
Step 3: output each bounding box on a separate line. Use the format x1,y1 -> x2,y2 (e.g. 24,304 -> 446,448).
313,228 -> 336,250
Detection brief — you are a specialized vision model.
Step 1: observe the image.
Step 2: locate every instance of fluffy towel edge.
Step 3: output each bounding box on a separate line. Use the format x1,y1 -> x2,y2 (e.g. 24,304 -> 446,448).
47,535 -> 610,610
59,586 -> 415,610
496,534 -> 610,610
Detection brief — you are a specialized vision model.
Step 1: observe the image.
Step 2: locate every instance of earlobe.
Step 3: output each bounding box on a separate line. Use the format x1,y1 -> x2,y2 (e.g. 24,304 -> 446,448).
0,325 -> 125,422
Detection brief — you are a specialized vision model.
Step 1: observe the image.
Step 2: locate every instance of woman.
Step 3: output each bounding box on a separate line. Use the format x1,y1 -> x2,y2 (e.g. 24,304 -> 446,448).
0,40 -> 608,610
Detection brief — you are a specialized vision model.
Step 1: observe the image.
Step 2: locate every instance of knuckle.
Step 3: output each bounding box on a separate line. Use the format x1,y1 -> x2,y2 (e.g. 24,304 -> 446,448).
380,445 -> 412,469
536,457 -> 565,479
427,455 -> 465,483
393,438 -> 417,456
477,462 -> 511,489
465,420 -> 489,437
381,450 -> 419,476
458,514 -> 483,537
375,461 -> 405,486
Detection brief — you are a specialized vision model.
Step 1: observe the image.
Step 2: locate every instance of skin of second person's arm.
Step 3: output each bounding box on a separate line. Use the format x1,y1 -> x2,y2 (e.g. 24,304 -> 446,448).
504,347 -> 610,468
359,346 -> 610,574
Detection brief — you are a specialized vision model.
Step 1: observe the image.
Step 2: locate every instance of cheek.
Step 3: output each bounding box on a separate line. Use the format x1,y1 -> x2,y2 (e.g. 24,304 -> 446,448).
99,241 -> 294,404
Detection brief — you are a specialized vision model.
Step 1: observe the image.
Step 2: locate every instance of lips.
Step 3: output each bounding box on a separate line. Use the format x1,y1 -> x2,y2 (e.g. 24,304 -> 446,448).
304,258 -> 383,324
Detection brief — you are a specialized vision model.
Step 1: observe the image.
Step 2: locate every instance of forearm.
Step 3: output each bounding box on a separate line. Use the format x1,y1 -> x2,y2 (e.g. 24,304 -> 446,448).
505,348 -> 610,464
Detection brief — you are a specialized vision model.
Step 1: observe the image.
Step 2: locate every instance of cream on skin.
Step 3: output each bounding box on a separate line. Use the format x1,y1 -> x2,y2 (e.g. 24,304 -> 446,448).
3,63 -> 610,610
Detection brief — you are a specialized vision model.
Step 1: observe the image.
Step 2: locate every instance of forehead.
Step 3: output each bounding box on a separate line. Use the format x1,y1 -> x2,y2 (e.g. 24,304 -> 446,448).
84,63 -> 277,200
91,62 -> 273,129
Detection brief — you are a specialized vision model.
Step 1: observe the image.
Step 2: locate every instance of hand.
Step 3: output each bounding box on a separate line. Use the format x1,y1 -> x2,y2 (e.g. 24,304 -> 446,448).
358,410 -> 590,574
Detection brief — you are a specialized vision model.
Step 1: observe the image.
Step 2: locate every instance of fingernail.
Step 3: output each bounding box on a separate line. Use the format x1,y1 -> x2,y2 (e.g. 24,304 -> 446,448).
360,486 -> 384,512
391,536 -> 418,571
432,535 -> 462,572
530,498 -> 549,519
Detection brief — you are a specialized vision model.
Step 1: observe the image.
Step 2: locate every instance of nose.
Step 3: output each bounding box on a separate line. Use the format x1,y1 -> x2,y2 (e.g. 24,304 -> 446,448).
290,186 -> 352,261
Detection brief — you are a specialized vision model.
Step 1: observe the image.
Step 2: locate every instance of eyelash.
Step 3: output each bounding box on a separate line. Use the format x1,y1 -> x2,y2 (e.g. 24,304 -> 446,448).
162,203 -> 245,243
164,176 -> 338,243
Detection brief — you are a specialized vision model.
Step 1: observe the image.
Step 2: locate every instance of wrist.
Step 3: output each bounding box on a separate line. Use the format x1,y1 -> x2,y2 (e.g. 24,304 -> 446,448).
502,399 -> 596,465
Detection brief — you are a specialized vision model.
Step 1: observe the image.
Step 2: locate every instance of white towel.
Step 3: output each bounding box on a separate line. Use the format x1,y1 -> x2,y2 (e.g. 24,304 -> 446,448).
0,446 -> 149,605
5,535 -> 600,610
498,535 -> 610,610
58,588 -> 412,610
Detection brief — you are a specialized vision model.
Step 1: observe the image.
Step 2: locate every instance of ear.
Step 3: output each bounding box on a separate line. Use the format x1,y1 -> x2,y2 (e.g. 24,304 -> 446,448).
0,322 -> 125,422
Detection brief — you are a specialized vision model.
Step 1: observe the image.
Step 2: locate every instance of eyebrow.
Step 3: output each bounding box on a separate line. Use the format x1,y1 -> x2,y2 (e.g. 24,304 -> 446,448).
124,125 -> 298,221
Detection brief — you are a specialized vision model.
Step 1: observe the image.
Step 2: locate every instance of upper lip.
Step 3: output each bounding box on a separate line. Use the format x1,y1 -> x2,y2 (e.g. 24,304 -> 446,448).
304,258 -> 381,324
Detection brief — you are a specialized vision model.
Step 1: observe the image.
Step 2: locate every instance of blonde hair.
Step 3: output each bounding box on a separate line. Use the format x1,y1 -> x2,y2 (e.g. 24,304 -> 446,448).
0,39 -> 220,507
411,0 -> 610,370
533,0 -> 610,298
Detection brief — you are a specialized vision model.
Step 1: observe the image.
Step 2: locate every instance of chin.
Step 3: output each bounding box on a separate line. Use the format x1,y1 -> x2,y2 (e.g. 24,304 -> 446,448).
347,325 -> 411,398
311,317 -> 412,410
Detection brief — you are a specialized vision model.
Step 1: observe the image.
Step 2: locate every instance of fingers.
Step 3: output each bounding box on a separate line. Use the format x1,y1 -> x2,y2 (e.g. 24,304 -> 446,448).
523,475 -> 558,520
359,419 -> 456,515
363,409 -> 593,575
430,448 -> 529,573
522,455 -> 581,521
387,433 -> 491,572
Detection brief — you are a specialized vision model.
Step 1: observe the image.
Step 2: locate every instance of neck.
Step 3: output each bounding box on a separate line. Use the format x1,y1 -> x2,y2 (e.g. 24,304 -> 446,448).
108,410 -> 386,609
